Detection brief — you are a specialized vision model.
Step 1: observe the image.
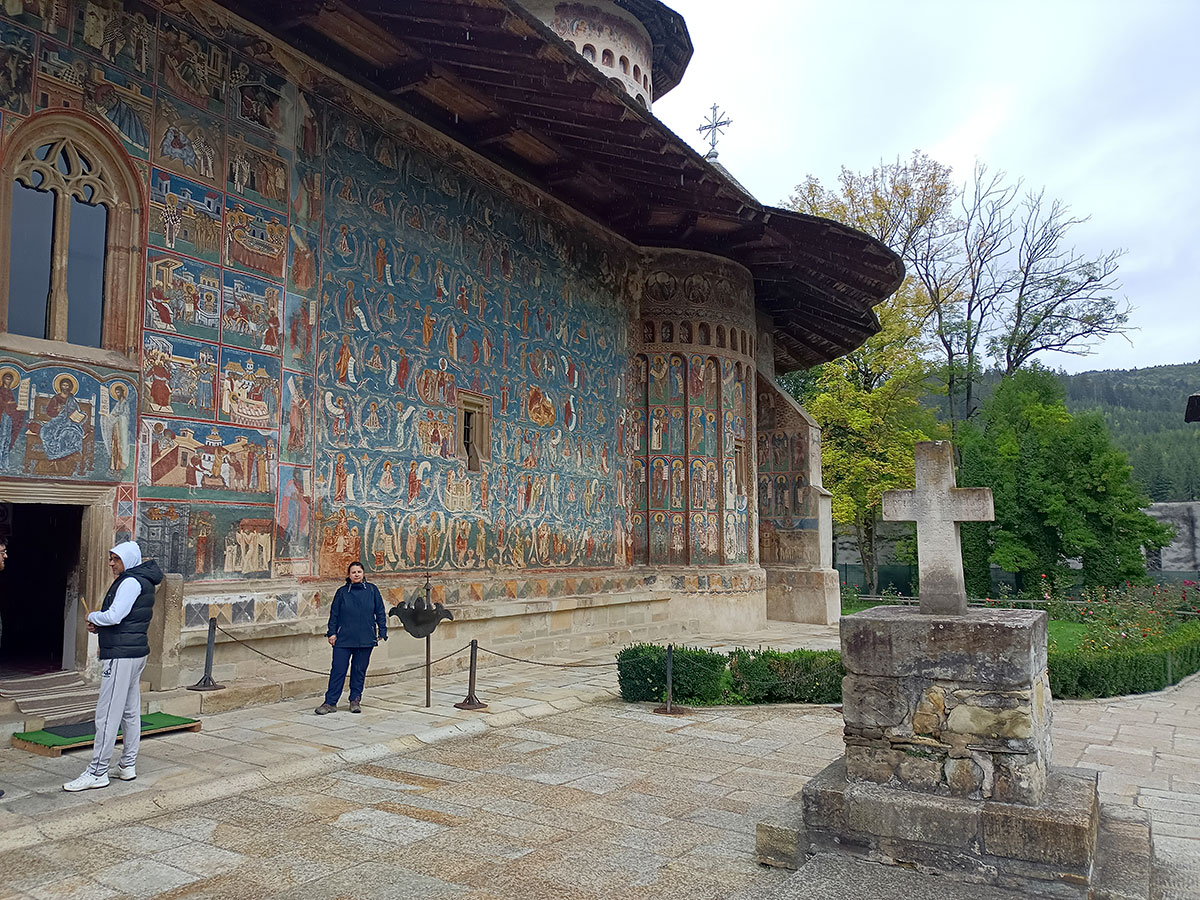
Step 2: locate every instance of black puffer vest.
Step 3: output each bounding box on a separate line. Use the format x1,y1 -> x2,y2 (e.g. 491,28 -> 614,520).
97,560 -> 163,659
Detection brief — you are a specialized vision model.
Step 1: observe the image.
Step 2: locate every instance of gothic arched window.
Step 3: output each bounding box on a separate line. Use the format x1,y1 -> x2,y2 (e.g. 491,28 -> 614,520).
0,113 -> 144,362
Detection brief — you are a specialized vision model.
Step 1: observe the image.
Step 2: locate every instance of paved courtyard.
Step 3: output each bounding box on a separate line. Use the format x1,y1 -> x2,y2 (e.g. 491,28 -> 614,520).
0,623 -> 1197,899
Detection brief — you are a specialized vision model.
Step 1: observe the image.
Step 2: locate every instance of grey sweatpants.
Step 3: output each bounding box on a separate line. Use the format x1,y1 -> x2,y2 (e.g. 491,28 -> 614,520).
87,655 -> 147,776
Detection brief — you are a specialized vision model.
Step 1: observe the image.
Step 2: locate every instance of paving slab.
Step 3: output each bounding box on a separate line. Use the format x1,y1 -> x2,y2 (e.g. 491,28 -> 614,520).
0,623 -> 1197,898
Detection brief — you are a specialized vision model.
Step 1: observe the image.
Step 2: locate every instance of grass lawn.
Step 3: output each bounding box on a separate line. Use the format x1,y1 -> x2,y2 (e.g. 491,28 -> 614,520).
841,603 -> 1090,652
1047,620 -> 1088,651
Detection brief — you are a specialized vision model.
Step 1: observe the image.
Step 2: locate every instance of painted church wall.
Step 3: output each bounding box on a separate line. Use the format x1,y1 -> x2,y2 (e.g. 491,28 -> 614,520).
0,0 -> 654,600
757,378 -> 824,567
630,250 -> 758,569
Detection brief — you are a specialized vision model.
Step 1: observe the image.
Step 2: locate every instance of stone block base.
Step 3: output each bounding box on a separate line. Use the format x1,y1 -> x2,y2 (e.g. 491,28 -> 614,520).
754,759 -> 1153,899
765,566 -> 839,625
840,606 -> 1053,805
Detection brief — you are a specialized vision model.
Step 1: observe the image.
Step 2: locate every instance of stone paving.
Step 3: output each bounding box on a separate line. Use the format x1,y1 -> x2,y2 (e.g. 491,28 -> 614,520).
0,622 -> 1196,899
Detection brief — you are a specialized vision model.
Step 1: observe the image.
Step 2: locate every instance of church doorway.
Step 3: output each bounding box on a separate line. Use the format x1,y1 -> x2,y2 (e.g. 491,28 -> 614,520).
0,503 -> 83,676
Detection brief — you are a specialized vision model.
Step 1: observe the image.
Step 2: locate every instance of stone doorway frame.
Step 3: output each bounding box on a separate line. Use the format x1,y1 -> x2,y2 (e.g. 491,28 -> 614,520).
0,479 -> 115,676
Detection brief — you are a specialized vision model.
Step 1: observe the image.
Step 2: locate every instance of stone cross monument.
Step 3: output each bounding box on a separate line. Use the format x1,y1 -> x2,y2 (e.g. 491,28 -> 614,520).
756,440 -> 1155,898
882,441 -> 993,615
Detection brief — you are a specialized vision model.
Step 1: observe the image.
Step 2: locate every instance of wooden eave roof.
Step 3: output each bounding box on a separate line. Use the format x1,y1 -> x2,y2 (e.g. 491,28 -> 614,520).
221,0 -> 904,371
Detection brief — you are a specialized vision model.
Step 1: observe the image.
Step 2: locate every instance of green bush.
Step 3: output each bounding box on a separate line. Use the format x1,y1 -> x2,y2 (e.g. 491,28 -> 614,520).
615,642 -> 665,702
616,643 -> 728,704
728,648 -> 844,704
1049,620 -> 1200,699
616,644 -> 844,705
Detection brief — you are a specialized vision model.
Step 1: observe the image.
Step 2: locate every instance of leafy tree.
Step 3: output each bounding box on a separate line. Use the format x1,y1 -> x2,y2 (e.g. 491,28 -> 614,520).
798,287 -> 943,594
788,155 -> 950,592
958,369 -> 1173,592
1061,361 -> 1200,502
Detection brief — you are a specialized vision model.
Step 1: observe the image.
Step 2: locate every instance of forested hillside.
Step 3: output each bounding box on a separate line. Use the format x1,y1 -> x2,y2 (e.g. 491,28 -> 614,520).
1061,362 -> 1200,501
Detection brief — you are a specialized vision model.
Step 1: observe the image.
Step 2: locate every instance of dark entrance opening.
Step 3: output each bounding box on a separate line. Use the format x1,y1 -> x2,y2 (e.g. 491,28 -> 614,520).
0,504 -> 83,677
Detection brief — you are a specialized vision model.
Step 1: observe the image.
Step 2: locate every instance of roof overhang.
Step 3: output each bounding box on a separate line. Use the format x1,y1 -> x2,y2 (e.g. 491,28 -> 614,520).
216,0 -> 904,371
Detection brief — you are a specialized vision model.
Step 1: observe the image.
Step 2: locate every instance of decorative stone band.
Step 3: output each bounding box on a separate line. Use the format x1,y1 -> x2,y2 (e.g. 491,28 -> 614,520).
180,567 -> 767,630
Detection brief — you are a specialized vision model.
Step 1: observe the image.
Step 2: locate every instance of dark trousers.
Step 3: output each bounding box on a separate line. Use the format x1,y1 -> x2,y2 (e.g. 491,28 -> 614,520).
324,645 -> 373,706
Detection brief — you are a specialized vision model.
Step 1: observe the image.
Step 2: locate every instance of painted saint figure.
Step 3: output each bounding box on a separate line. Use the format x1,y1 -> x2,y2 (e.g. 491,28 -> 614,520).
0,370 -> 26,468
34,376 -> 88,462
101,383 -> 132,474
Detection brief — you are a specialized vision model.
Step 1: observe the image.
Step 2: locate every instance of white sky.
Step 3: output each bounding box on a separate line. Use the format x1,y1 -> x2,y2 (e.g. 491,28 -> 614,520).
651,0 -> 1200,374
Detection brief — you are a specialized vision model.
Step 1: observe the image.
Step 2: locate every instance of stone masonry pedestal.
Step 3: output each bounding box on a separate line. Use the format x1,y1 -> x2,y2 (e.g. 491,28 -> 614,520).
757,606 -> 1156,898
841,606 -> 1052,805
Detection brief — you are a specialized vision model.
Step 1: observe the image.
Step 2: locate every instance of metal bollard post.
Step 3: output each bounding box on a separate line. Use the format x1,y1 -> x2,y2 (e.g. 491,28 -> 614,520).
654,643 -> 685,716
664,643 -> 674,713
187,617 -> 226,692
454,639 -> 488,710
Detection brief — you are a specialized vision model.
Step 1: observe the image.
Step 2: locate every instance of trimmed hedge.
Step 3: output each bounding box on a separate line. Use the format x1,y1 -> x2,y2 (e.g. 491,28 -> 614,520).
616,644 -> 843,705
1048,620 -> 1200,699
615,643 -> 728,704
728,648 -> 844,704
618,621 -> 1200,706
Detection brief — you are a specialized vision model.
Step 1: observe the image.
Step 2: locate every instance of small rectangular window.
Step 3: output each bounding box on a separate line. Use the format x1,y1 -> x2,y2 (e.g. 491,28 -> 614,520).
457,391 -> 491,472
734,437 -> 747,495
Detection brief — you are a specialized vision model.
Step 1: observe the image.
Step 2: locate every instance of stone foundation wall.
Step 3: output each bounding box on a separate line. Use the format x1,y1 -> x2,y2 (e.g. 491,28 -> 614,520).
166,566 -> 766,687
765,567 -> 838,625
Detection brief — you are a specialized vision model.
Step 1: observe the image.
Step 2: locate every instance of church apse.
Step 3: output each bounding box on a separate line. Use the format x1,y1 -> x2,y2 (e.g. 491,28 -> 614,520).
629,251 -> 757,570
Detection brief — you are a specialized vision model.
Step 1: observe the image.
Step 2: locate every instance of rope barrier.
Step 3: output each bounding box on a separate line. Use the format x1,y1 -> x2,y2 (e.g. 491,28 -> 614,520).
212,623 -> 471,679
476,645 -> 620,668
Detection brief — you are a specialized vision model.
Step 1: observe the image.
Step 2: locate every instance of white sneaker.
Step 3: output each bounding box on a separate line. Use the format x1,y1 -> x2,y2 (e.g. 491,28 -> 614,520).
63,771 -> 110,792
113,764 -> 136,781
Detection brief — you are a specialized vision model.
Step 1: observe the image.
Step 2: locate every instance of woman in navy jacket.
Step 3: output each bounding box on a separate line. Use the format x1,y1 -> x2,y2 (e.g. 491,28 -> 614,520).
315,561 -> 387,714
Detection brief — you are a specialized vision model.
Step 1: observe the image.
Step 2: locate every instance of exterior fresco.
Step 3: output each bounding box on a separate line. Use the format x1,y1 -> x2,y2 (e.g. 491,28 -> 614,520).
35,40 -> 153,159
0,354 -> 136,482
314,106 -> 623,577
0,21 -> 34,116
0,0 -> 784,616
757,384 -> 820,565
149,168 -> 223,262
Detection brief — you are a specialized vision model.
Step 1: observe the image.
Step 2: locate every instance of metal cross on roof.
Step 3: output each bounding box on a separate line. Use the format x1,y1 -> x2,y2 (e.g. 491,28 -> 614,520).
698,103 -> 732,157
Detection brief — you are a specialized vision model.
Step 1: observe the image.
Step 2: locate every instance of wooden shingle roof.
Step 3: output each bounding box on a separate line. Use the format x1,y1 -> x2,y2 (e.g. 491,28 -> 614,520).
220,0 -> 905,370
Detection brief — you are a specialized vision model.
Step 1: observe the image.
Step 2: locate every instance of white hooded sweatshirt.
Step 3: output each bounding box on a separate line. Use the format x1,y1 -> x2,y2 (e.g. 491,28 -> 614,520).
87,541 -> 144,627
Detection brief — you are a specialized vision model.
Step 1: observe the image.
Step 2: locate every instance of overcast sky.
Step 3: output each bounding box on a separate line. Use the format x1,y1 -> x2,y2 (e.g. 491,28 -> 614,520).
651,0 -> 1199,374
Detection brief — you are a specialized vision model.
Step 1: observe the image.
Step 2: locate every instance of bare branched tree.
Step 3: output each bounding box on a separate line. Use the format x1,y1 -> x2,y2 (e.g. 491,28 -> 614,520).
989,191 -> 1128,375
789,153 -> 1131,435
908,163 -> 1024,430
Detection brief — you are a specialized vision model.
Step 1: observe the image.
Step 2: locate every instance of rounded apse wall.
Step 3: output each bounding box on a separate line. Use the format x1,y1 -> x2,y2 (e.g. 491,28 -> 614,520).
628,249 -> 757,568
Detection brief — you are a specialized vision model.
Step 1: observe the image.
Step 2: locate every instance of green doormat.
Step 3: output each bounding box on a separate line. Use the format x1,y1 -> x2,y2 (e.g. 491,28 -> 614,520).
11,712 -> 201,757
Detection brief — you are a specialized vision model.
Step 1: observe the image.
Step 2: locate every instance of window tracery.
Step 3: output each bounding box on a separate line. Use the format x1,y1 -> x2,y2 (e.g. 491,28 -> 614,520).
0,112 -> 143,363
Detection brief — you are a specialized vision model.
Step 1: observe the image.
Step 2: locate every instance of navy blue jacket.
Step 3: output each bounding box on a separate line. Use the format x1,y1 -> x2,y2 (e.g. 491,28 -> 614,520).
326,580 -> 387,648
